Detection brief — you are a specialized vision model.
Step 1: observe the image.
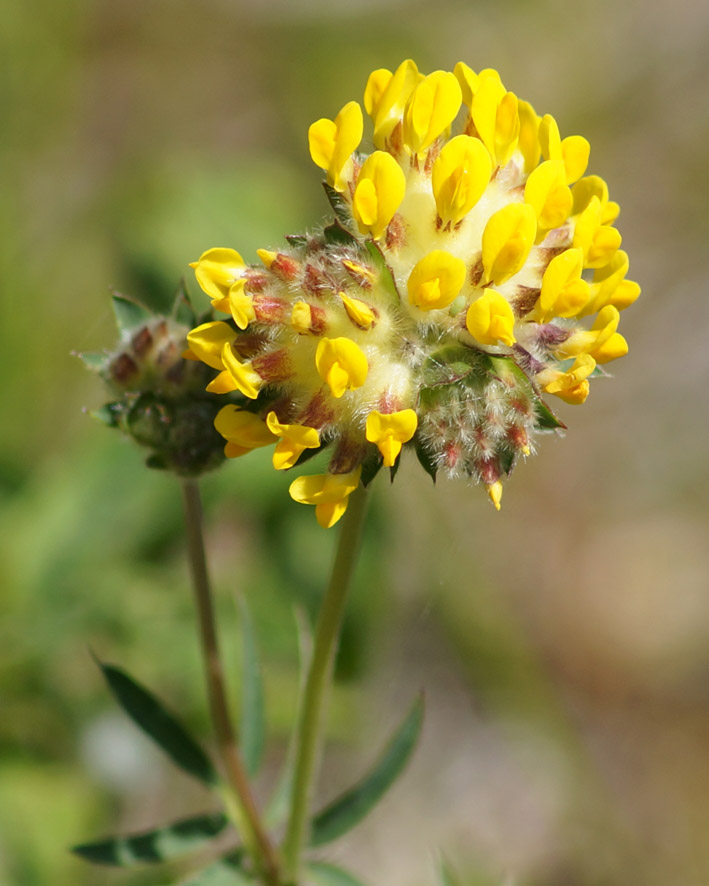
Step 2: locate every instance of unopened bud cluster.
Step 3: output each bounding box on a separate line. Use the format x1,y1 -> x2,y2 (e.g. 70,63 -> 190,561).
186,60 -> 639,526
81,292 -> 227,477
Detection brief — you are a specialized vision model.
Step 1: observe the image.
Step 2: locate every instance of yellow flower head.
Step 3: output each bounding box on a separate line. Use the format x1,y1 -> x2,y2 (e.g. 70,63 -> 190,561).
187,60 -> 639,524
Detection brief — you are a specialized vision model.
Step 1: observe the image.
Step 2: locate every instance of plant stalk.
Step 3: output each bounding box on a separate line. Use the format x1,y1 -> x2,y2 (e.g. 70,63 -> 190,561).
181,478 -> 280,885
282,484 -> 369,883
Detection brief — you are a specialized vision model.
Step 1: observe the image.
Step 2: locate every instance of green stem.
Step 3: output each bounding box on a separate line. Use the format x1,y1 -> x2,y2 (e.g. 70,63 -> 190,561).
180,478 -> 281,886
282,484 -> 369,883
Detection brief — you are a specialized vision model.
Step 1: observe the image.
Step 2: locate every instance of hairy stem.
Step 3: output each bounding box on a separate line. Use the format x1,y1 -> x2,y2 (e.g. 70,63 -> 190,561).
181,478 -> 280,885
282,484 -> 369,883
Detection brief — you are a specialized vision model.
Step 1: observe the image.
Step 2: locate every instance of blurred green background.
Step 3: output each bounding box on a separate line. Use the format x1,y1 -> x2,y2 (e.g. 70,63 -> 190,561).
2,0 -> 708,884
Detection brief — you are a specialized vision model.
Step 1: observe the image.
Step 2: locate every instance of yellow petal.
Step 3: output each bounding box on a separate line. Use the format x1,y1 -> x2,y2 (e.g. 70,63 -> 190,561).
308,117 -> 337,170
366,408 -> 418,467
340,292 -> 376,329
517,100 -> 540,173
315,500 -> 349,529
191,248 -> 245,302
493,91 -> 520,168
586,249 -> 629,313
266,411 -> 320,470
524,160 -> 573,234
538,248 -> 589,321
364,68 -> 393,117
353,177 -> 378,226
224,442 -> 250,458
206,370 -> 239,394
607,279 -> 640,312
466,288 -> 516,347
482,203 -> 537,285
487,481 -> 503,511
407,250 -> 466,311
214,405 -> 277,452
432,134 -> 492,226
538,114 -> 562,163
571,175 -> 609,215
543,354 -> 596,403
471,70 -> 506,157
330,101 -> 364,190
291,301 -> 313,334
555,305 -> 621,359
352,151 -> 406,240
290,468 -> 362,503
186,321 -> 235,370
471,72 -> 519,166
561,135 -> 590,185
308,101 -> 363,191
550,379 -> 590,404
315,337 -> 368,398
368,59 -> 420,149
587,224 -> 622,269
403,71 -> 462,154
453,61 -> 479,108
220,343 -> 262,399
289,467 -> 362,527
573,196 -> 621,267
228,280 -> 256,330
593,332 -> 628,364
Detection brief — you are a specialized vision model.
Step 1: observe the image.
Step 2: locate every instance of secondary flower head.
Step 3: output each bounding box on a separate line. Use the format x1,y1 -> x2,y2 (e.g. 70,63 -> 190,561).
187,60 -> 639,525
80,286 -> 228,476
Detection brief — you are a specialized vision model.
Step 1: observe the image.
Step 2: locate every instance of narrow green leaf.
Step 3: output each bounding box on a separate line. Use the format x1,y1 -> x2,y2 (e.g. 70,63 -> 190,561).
360,451 -> 383,488
181,852 -> 253,885
172,279 -> 197,327
71,812 -> 228,867
90,402 -> 125,428
285,233 -> 308,249
364,241 -> 399,302
238,598 -> 265,778
534,397 -> 566,431
323,183 -> 352,226
112,293 -> 153,333
309,694 -> 425,846
488,353 -> 567,431
308,861 -> 368,886
323,221 -> 358,248
414,436 -> 437,483
75,350 -> 108,372
97,659 -> 218,786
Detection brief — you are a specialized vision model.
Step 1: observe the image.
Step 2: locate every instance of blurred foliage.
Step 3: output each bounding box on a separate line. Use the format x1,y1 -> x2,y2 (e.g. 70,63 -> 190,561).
2,0 -> 709,885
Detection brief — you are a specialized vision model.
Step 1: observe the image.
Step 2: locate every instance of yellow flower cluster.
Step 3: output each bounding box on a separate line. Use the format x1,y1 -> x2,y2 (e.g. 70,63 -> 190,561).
186,60 -> 639,526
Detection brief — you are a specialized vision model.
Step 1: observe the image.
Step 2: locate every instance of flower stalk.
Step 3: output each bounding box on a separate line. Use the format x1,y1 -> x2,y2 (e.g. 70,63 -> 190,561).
282,483 -> 369,882
180,478 -> 281,885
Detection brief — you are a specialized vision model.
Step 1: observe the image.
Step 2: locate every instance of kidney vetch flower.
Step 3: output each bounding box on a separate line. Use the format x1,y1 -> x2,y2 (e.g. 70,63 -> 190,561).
186,60 -> 640,527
